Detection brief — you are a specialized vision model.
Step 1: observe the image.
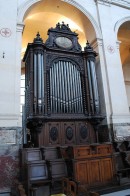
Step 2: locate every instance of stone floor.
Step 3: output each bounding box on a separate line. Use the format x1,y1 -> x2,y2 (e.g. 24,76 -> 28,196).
51,189 -> 130,196
101,189 -> 130,196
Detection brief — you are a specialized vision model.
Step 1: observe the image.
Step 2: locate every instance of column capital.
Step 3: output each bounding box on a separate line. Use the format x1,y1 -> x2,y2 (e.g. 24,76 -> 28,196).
16,22 -> 25,33
91,38 -> 103,49
116,40 -> 121,49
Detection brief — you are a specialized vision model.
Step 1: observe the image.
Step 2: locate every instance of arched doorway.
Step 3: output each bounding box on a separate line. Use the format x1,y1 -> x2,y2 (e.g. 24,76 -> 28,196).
118,21 -> 130,111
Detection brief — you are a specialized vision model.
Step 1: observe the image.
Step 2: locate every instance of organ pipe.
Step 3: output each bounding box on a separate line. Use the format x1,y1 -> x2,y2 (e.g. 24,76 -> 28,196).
87,60 -> 94,114
85,41 -> 100,115
41,54 -> 44,113
34,53 -> 37,114
38,53 -> 42,113
33,52 -> 44,114
50,60 -> 83,114
90,61 -> 99,114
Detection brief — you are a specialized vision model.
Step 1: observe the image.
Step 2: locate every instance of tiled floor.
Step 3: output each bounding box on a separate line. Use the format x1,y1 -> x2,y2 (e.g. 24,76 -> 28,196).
101,189 -> 130,196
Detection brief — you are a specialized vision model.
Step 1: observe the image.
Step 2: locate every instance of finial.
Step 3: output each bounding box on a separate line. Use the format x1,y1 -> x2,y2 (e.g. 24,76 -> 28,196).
84,40 -> 97,56
33,32 -> 43,43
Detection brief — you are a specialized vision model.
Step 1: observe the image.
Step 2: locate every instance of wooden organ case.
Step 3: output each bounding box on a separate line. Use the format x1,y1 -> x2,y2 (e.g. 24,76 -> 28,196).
23,23 -> 114,194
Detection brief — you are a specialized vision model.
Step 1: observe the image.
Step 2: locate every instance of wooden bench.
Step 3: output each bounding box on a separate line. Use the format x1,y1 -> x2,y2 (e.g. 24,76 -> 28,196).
47,159 -> 68,194
25,160 -> 51,196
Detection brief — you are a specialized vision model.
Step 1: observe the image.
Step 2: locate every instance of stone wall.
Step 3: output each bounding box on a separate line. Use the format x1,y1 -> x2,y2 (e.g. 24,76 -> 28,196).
0,127 -> 22,194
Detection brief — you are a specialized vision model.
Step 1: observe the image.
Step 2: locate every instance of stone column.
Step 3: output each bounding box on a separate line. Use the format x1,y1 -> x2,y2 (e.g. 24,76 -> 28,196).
95,0 -> 130,141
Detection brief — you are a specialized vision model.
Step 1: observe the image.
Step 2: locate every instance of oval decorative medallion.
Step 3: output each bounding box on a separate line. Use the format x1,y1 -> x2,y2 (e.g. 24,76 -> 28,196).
50,127 -> 58,141
66,127 -> 73,140
80,126 -> 88,139
55,36 -> 72,48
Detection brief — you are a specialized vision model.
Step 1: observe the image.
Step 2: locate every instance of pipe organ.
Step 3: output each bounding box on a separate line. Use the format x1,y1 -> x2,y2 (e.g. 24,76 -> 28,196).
23,23 -> 102,147
22,23 -> 115,195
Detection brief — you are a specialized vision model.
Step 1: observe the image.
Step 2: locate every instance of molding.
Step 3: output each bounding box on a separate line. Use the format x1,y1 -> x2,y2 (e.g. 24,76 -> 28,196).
0,114 -> 20,120
16,22 -> 25,33
111,114 -> 130,123
17,0 -> 42,22
114,16 -> 130,37
111,0 -> 130,9
95,0 -> 111,6
95,0 -> 130,9
125,81 -> 130,85
116,40 -> 121,49
91,38 -> 103,49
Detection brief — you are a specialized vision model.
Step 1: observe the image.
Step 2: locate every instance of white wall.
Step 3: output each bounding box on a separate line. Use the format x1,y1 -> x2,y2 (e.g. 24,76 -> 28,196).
0,0 -> 130,127
0,0 -> 21,126
95,1 -> 130,124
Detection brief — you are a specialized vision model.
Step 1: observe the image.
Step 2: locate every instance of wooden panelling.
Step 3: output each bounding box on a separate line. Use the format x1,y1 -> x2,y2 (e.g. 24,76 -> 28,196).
44,122 -> 62,146
64,144 -> 112,159
62,122 -> 76,145
65,144 -> 114,187
89,159 -> 101,185
74,160 -> 89,184
73,158 -> 114,186
100,158 -> 113,182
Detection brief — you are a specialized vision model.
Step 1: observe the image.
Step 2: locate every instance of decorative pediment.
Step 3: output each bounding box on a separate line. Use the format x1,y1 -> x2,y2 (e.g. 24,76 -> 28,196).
45,22 -> 81,52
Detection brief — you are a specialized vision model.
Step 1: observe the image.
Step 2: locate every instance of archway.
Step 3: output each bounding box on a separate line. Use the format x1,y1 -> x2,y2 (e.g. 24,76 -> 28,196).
19,0 -> 103,115
117,21 -> 130,110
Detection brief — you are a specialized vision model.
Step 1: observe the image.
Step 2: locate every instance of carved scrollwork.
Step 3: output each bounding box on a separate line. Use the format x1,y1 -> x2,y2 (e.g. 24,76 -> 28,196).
80,126 -> 88,139
46,55 -> 83,71
45,22 -> 81,52
66,127 -> 73,140
50,127 -> 58,141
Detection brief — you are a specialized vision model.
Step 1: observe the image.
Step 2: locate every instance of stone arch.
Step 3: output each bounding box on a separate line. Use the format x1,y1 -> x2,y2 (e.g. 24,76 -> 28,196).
115,16 -> 130,109
17,0 -> 102,40
114,16 -> 130,38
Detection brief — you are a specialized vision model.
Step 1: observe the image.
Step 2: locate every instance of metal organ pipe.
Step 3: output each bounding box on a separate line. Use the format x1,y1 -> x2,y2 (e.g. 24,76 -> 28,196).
64,61 -> 68,113
84,41 -> 100,115
34,53 -> 37,114
38,53 -> 42,114
41,54 -> 44,114
87,60 -> 94,114
90,60 -> 99,114
61,61 -> 65,113
72,64 -> 76,113
50,60 -> 83,114
59,61 -> 63,112
33,52 -> 44,115
74,65 -> 77,112
66,62 -> 71,113
50,68 -> 52,112
56,62 -> 60,113
69,62 -> 73,113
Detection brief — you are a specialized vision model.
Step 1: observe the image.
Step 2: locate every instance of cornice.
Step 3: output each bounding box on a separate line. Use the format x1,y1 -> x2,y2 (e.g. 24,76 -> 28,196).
95,0 -> 130,9
112,0 -> 130,9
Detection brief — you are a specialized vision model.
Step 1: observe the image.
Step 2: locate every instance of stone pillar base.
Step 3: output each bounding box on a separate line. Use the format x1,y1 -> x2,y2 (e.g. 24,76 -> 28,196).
0,127 -> 22,193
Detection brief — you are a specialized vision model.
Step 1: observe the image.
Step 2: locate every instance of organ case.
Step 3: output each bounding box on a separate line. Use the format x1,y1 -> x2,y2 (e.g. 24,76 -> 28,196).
23,22 -> 102,147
